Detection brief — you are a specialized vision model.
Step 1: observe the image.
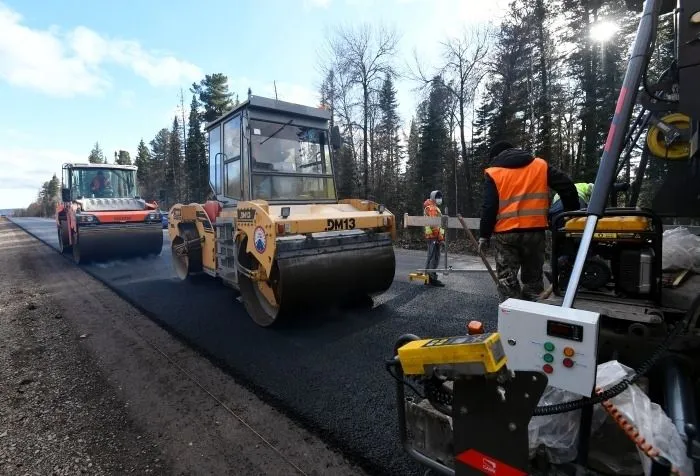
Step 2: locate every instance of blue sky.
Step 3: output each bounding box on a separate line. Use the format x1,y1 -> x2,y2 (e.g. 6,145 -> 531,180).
0,0 -> 506,209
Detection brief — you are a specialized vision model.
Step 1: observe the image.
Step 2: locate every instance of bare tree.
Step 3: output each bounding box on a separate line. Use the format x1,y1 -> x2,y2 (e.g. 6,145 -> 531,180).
411,26 -> 491,214
327,23 -> 400,198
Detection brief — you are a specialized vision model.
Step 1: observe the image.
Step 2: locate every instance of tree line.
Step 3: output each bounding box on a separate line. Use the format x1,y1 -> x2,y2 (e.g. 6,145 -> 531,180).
19,0 -> 667,224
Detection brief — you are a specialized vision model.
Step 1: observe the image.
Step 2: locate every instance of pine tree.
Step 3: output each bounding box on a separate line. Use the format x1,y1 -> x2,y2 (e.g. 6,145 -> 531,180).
190,73 -> 235,123
404,119 -> 421,213
416,77 -> 452,203
135,139 -> 151,198
88,142 -> 105,164
166,117 -> 184,204
115,150 -> 131,165
150,128 -> 170,203
375,73 -> 402,213
185,94 -> 208,202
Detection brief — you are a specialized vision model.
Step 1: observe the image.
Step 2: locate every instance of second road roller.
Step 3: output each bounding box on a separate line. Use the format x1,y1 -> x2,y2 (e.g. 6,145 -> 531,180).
56,162 -> 164,264
168,95 -> 397,327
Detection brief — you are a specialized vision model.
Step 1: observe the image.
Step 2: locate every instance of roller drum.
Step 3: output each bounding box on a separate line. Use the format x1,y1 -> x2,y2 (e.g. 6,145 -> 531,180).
274,230 -> 396,308
75,222 -> 164,263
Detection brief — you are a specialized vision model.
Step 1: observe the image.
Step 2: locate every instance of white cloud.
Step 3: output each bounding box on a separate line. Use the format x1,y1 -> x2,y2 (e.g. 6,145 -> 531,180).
0,147 -> 84,209
0,2 -> 202,98
229,77 -> 320,109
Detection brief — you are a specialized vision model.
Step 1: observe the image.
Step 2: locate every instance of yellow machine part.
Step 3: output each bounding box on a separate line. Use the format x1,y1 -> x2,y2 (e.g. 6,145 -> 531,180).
563,215 -> 651,233
646,112 -> 691,160
233,199 -> 396,326
169,198 -> 397,327
397,333 -> 507,376
168,203 -> 217,274
234,199 -> 396,278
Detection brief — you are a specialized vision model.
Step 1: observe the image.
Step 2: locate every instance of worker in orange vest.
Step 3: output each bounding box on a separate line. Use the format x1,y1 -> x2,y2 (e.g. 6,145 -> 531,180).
479,141 -> 579,300
423,190 -> 445,287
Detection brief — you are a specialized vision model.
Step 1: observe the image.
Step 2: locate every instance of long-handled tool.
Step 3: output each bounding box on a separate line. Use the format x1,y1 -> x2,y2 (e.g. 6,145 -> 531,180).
456,214 -> 553,302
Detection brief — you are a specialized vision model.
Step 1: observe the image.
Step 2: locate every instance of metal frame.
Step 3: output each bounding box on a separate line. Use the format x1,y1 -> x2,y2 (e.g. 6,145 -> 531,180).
222,113 -> 243,202
247,116 -> 337,204
61,163 -> 140,202
204,95 -> 340,207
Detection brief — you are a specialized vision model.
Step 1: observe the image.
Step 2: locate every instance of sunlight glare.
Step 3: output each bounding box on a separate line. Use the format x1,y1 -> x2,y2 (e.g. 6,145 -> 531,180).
589,21 -> 619,42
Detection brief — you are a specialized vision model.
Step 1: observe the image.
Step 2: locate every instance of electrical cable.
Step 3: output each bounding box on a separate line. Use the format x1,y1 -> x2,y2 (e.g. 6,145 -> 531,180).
597,386 -> 681,475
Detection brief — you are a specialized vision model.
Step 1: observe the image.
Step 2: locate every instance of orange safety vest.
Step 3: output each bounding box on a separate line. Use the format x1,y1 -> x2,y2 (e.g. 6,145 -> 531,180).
423,200 -> 445,241
485,157 -> 549,233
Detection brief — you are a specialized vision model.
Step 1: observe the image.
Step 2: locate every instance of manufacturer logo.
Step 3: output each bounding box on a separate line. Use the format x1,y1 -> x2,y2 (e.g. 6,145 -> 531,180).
254,226 -> 266,254
482,458 -> 497,474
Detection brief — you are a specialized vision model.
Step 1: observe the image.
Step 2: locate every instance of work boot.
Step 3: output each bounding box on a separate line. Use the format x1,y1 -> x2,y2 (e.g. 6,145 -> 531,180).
427,276 -> 445,287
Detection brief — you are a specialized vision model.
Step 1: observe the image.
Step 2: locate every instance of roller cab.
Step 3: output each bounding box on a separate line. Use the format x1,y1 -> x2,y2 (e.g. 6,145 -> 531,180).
56,163 -> 164,264
168,95 -> 397,327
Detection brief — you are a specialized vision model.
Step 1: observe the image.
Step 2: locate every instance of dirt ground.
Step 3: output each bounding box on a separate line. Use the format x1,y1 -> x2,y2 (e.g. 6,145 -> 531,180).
0,219 -> 366,476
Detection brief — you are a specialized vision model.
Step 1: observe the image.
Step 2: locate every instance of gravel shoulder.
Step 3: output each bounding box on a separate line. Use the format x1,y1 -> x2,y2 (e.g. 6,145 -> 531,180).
0,218 -> 366,476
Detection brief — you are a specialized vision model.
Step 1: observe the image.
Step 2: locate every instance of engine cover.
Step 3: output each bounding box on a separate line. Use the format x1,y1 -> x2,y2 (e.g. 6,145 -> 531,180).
617,248 -> 654,295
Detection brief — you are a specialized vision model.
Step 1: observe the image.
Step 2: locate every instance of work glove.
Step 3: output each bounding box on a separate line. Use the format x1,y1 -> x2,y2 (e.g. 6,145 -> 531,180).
478,237 -> 489,253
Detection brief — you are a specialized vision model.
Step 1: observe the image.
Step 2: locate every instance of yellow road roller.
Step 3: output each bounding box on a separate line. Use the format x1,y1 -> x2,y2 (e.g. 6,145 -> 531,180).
168,95 -> 396,326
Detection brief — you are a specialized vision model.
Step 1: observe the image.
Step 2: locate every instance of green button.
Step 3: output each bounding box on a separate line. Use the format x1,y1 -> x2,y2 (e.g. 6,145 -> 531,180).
544,342 -> 555,352
543,353 -> 554,363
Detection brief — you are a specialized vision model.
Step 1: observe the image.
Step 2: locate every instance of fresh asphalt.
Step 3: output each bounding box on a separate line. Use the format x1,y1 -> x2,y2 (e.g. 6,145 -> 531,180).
10,217 -> 499,476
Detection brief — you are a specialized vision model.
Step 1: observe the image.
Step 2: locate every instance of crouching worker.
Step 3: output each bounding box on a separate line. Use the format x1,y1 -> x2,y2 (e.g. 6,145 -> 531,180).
423,190 -> 445,287
479,141 -> 578,301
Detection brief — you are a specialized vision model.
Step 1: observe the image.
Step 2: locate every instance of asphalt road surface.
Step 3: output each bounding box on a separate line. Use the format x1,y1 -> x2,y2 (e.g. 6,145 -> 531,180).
10,217 -> 499,476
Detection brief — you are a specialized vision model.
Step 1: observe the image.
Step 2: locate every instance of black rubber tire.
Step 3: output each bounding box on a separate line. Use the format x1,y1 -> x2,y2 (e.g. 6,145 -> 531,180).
237,238 -> 282,328
72,231 -> 88,265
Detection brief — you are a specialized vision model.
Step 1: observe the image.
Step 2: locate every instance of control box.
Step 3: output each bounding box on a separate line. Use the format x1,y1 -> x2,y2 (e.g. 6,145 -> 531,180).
497,298 -> 600,397
397,333 -> 507,376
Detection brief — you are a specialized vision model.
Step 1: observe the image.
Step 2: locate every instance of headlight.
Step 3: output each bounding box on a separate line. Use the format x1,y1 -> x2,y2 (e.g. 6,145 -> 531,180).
76,214 -> 97,224
147,212 -> 159,221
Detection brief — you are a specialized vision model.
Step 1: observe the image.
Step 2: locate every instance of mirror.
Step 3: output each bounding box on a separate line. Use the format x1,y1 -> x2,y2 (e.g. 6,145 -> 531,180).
330,125 -> 342,150
61,187 -> 71,202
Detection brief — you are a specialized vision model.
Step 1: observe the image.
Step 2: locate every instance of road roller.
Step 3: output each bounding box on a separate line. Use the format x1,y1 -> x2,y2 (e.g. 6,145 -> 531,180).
56,163 -> 164,264
168,95 -> 397,327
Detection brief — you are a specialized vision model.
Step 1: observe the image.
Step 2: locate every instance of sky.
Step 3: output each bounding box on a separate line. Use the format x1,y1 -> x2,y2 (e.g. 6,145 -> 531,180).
0,0 -> 508,209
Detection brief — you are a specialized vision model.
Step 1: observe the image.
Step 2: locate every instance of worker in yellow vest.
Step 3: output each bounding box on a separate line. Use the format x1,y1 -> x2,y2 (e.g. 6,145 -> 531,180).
549,181 -> 630,224
423,190 -> 445,287
479,141 -> 579,300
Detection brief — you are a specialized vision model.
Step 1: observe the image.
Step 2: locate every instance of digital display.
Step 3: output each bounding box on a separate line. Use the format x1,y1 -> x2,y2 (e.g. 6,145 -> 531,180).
546,320 -> 583,342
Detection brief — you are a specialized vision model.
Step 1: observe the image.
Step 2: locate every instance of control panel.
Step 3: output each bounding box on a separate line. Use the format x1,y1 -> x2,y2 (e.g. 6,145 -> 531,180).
497,299 -> 600,397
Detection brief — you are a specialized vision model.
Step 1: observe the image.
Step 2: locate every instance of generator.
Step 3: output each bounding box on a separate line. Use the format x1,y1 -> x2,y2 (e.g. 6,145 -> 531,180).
550,209 -> 664,304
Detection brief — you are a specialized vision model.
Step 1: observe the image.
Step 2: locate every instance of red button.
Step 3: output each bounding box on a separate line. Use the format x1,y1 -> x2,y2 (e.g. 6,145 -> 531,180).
542,364 -> 553,374
563,358 -> 574,368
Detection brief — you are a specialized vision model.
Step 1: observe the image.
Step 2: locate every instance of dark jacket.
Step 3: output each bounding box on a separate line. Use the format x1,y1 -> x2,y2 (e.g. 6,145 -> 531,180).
480,149 -> 579,239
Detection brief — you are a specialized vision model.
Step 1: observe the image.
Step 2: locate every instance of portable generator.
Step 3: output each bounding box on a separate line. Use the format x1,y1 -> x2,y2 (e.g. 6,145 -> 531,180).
550,208 -> 663,304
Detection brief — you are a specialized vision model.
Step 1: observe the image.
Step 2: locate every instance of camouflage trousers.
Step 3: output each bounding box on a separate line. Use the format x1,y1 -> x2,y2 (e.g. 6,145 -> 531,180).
493,231 -> 546,301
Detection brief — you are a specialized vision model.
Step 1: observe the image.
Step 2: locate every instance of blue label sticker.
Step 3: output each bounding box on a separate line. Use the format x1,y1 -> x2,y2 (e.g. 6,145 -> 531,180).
254,226 -> 266,253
